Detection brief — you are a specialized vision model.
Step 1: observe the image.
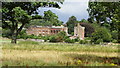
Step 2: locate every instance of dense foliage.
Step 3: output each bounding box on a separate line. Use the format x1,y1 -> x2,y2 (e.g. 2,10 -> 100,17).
87,2 -> 120,43
80,23 -> 95,37
91,27 -> 112,44
66,16 -> 78,35
49,31 -> 67,42
25,10 -> 63,28
44,10 -> 63,26
65,38 -> 75,43
2,2 -> 62,43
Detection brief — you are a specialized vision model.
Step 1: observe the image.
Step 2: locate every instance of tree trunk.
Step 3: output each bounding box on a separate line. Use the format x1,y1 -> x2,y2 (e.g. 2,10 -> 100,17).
11,33 -> 17,44
11,38 -> 17,44
10,22 -> 25,44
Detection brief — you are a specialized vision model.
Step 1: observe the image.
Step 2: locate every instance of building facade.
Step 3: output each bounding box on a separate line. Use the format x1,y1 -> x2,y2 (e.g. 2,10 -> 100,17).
74,23 -> 85,40
26,25 -> 68,36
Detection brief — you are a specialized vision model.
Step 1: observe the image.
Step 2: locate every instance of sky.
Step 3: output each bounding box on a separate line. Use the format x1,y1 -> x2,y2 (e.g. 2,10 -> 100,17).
38,0 -> 89,23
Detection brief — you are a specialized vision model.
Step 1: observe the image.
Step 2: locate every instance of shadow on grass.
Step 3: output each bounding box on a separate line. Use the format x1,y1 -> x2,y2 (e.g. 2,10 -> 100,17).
64,54 -> 120,66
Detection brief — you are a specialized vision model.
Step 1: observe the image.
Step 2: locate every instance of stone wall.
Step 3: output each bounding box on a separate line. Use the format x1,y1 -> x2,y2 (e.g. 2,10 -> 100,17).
74,23 -> 85,40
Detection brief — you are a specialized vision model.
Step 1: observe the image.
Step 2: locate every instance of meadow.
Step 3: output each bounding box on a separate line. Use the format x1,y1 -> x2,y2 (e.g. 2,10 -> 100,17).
1,38 -> 120,66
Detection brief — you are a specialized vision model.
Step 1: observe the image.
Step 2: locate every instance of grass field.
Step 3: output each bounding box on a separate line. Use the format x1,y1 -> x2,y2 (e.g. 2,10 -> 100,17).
1,38 -> 120,66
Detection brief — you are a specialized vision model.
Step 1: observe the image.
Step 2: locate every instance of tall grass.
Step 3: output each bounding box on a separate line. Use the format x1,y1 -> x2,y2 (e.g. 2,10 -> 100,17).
2,40 -> 119,66
2,41 -> 119,53
64,54 -> 120,66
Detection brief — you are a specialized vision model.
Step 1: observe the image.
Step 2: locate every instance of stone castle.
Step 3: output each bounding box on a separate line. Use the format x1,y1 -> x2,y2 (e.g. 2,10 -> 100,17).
26,23 -> 85,40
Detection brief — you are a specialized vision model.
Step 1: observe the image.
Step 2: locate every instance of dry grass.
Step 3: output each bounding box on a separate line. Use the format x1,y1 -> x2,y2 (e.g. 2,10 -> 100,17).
2,49 -> 73,66
2,49 -> 119,66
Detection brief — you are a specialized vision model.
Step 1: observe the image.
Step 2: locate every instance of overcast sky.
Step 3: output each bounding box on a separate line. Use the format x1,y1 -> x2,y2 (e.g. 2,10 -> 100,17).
38,0 -> 89,23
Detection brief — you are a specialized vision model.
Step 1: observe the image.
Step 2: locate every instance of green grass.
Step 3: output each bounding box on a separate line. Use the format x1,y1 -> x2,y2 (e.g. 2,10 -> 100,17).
0,37 -> 11,43
3,58 -> 60,66
2,41 -> 119,53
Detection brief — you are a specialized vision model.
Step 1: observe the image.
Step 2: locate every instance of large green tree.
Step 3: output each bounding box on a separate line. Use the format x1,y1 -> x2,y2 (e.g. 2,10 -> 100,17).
87,2 -> 120,42
2,2 -> 62,43
66,16 -> 77,35
44,10 -> 63,26
87,2 -> 120,30
25,10 -> 63,28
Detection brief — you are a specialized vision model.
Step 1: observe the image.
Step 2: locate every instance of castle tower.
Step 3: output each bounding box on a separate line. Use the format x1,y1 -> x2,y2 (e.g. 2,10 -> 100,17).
74,23 -> 85,40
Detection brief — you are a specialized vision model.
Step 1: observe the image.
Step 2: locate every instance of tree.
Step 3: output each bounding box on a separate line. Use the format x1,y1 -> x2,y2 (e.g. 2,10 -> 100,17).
80,23 -> 95,37
66,16 -> 78,35
87,2 -> 120,30
91,27 -> 112,43
79,19 -> 89,23
87,2 -> 120,42
25,10 -> 63,27
44,10 -> 63,26
2,2 -> 62,43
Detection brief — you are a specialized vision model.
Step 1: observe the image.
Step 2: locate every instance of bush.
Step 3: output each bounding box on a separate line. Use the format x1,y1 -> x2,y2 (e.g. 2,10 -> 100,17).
17,30 -> 28,39
79,39 -> 91,44
91,27 -> 112,44
112,39 -> 118,43
27,34 -> 40,39
95,39 -> 103,44
17,30 -> 41,39
57,31 -> 67,42
111,30 -> 118,40
49,31 -> 67,42
17,34 -> 28,39
65,38 -> 75,43
63,36 -> 69,40
2,29 -> 12,38
74,37 -> 79,42
79,40 -> 86,44
49,36 -> 57,42
84,37 -> 91,40
41,36 -> 49,42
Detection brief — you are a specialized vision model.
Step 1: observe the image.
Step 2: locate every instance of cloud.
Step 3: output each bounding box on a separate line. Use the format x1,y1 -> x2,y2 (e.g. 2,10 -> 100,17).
65,0 -> 89,2
57,2 -> 88,15
38,0 -> 89,23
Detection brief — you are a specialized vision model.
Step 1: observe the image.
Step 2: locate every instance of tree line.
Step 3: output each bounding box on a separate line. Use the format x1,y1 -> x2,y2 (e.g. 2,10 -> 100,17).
2,2 -> 120,43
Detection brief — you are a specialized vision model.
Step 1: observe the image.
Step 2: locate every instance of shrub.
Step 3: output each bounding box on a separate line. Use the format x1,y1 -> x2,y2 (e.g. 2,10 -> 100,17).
74,37 -> 79,42
57,31 -> 67,42
27,34 -> 40,39
17,30 -> 29,39
111,30 -> 118,40
49,36 -> 57,42
95,39 -> 103,44
41,36 -> 49,42
49,31 -> 67,42
65,38 -> 75,43
17,34 -> 28,39
17,30 -> 41,39
79,40 -> 86,44
91,27 -> 112,44
79,39 -> 91,44
63,36 -> 69,40
84,37 -> 91,40
2,29 -> 12,38
112,39 -> 118,43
